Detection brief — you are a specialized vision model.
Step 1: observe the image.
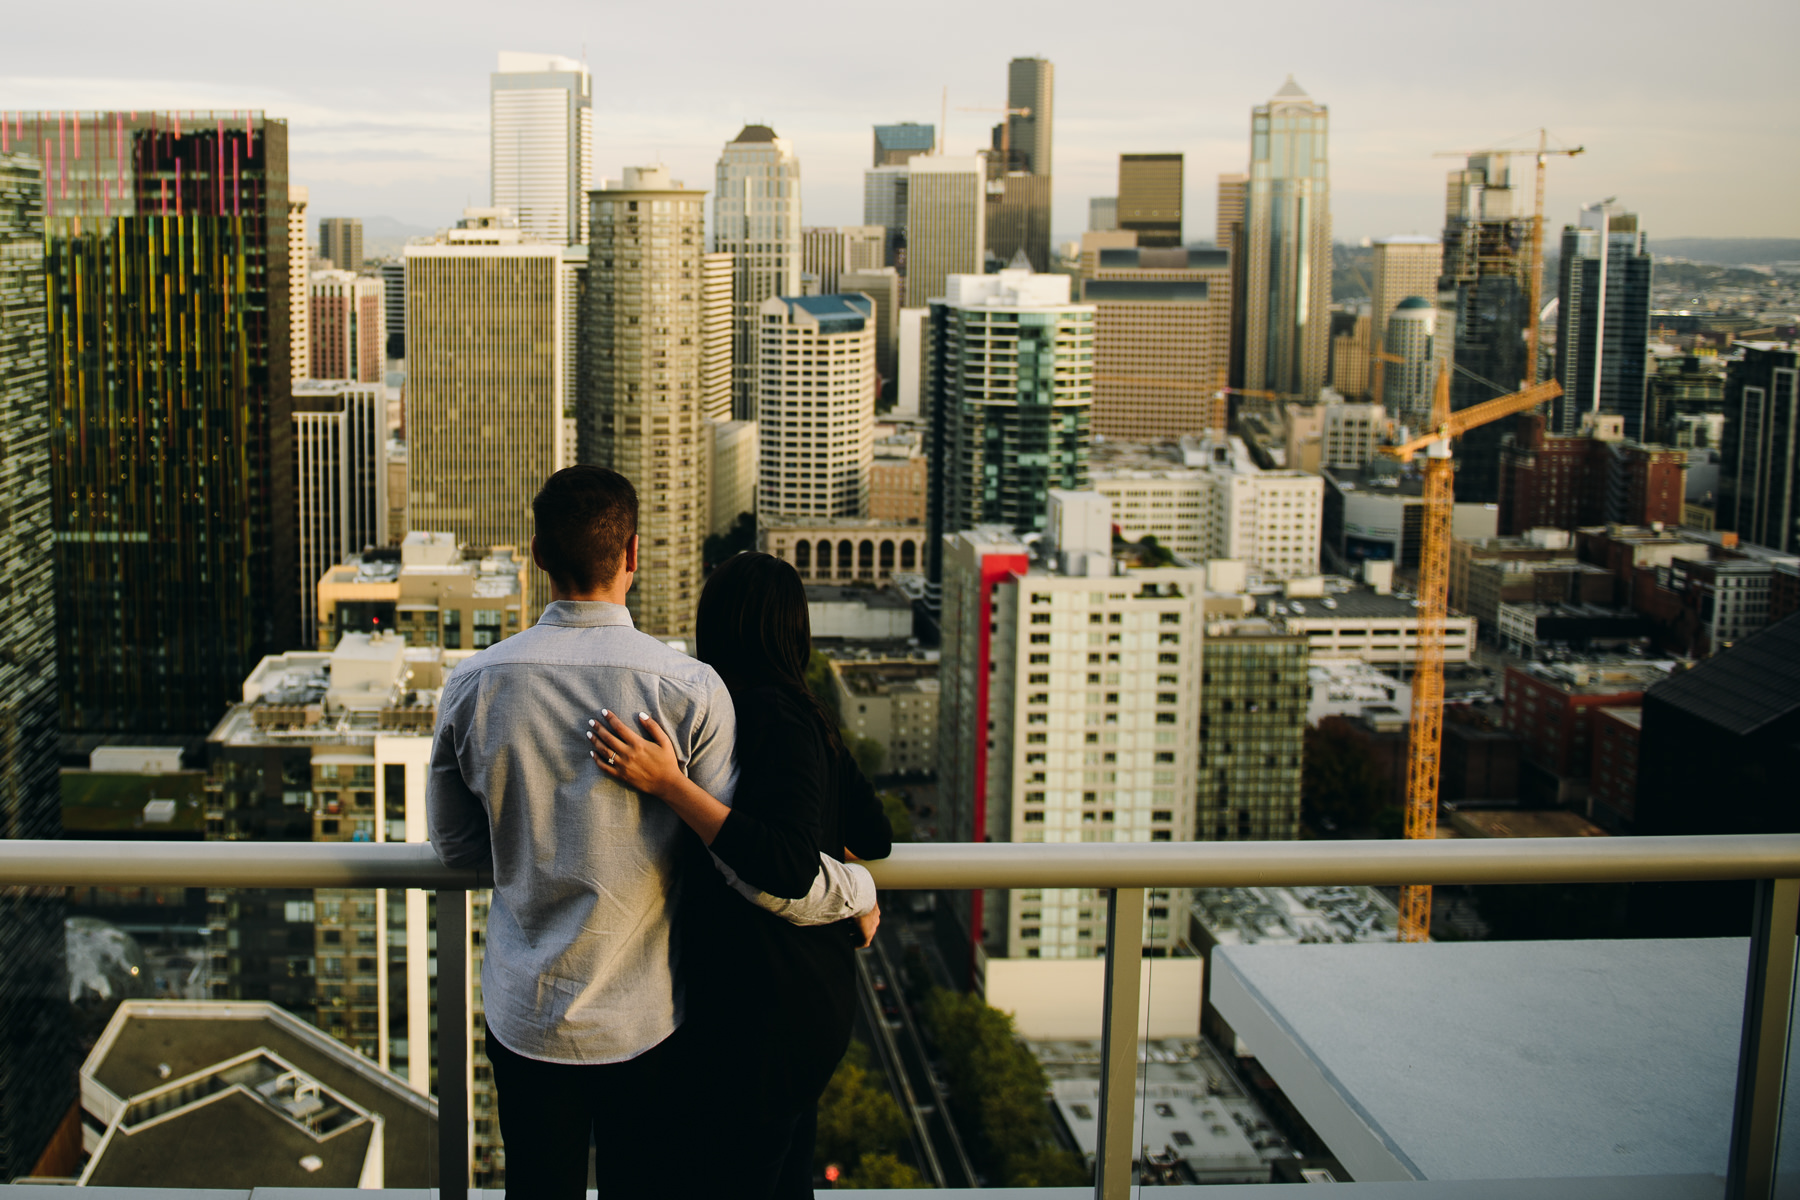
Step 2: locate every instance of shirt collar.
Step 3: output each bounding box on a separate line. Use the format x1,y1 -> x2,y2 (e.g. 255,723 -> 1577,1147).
534,600 -> 637,629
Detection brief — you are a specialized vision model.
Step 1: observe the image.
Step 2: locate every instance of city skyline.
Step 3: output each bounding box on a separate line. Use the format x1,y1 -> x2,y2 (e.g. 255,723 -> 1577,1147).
2,0 -> 1794,247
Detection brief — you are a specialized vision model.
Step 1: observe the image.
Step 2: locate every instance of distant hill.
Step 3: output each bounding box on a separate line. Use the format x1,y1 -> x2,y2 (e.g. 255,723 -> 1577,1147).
1649,238 -> 1800,268
359,216 -> 436,261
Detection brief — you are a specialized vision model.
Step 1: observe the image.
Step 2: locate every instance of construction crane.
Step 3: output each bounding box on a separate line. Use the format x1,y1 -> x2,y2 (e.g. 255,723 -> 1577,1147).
956,103 -> 1031,172
1435,131 -> 1584,388
1381,373 -> 1562,942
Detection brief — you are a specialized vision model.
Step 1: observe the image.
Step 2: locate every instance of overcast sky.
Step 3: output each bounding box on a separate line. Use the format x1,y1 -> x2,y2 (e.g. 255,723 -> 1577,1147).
5,0 -> 1796,246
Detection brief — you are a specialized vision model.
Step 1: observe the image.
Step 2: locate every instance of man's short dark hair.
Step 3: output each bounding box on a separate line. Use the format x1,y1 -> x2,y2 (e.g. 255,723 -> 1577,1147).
532,467 -> 638,592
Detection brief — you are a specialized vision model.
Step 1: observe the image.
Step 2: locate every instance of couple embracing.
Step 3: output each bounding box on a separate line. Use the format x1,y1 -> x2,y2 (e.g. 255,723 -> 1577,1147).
429,466 -> 892,1198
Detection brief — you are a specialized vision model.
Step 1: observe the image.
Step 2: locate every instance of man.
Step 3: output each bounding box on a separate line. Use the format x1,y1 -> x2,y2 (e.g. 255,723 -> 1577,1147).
429,466 -> 873,1196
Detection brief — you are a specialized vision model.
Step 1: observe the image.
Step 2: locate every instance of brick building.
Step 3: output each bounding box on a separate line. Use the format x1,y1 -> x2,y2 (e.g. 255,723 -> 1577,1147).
1496,413 -> 1685,535
1502,660 -> 1674,806
1588,706 -> 1642,831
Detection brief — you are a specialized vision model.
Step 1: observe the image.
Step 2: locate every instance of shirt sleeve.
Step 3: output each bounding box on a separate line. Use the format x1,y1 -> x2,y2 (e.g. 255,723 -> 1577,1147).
705,692 -> 831,900
428,677 -> 491,870
712,852 -> 876,924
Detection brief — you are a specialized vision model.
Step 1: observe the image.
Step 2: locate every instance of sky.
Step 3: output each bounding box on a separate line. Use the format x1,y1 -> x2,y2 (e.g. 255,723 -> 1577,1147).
4,0 -> 1796,247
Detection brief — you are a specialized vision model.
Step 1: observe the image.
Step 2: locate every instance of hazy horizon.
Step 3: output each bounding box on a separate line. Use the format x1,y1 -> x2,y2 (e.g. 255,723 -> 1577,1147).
4,0 -> 1795,245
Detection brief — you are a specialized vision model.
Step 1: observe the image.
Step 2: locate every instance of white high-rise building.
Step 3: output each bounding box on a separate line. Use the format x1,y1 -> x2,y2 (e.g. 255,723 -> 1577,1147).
800,226 -> 885,295
1382,297 -> 1437,427
701,251 -> 734,422
905,156 -> 986,307
405,208 -> 585,618
490,52 -> 594,246
757,294 -> 877,521
292,380 -> 385,638
937,492 -> 1205,961
1321,402 -> 1387,470
714,125 -> 802,419
1092,435 -> 1324,576
288,185 -> 310,382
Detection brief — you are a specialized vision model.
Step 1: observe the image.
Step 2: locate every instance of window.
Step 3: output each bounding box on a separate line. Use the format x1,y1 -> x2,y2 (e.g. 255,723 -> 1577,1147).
1023,812 -> 1045,823
1089,613 -> 1104,625
1156,713 -> 1177,724
1028,673 -> 1049,684
1027,733 -> 1047,744
1159,633 -> 1179,645
1031,613 -> 1052,625
1030,633 -> 1050,644
1160,613 -> 1181,625
1160,653 -> 1179,664
1024,791 -> 1045,803
1030,653 -> 1050,664
1157,693 -> 1178,704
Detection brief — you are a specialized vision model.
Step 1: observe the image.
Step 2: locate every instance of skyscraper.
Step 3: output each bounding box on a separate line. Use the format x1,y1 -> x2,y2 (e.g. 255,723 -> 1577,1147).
309,270 -> 385,382
864,164 -> 910,269
405,208 -> 585,618
714,126 -> 802,419
985,174 -> 1052,273
1005,56 -> 1054,176
288,185 -> 311,383
1368,235 -> 1442,399
701,251 -> 734,423
379,260 -> 405,360
317,216 -> 362,271
583,167 -> 708,637
1085,245 -> 1232,439
756,295 -> 877,521
1242,78 -> 1331,402
23,110 -> 295,732
904,155 -> 986,308
292,380 -> 385,638
490,51 -> 593,246
1440,153 -> 1532,501
0,149 -> 75,1186
1720,342 -> 1800,555
1382,297 -> 1438,426
838,266 -> 902,402
1218,173 -> 1249,391
1554,201 -> 1653,439
872,122 -> 934,166
925,267 -> 1094,597
1118,153 -> 1183,248
800,225 -> 885,294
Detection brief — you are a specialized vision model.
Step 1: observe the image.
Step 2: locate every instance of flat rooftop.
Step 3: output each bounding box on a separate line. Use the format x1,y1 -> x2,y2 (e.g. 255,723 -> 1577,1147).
1211,938 -> 1758,1183
1192,886 -> 1397,948
1444,809 -> 1608,838
805,584 -> 913,610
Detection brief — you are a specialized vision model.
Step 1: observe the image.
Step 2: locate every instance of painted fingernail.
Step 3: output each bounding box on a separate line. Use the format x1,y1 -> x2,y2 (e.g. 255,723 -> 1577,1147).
601,709 -> 611,718
638,712 -> 650,721
588,718 -> 597,727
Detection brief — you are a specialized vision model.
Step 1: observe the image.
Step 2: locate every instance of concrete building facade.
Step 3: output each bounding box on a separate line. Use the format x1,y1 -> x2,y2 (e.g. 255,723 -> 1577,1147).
1085,245 -> 1231,440
1554,201 -> 1653,439
317,216 -> 362,272
756,294 -> 877,521
294,380 -> 386,640
904,155 -> 986,307
760,519 -> 928,585
288,185 -> 311,383
714,125 -> 802,419
1720,342 -> 1800,555
308,270 -> 385,383
1117,154 -> 1183,248
405,209 -> 583,620
581,167 -> 707,636
490,52 -> 593,246
1198,619 -> 1309,842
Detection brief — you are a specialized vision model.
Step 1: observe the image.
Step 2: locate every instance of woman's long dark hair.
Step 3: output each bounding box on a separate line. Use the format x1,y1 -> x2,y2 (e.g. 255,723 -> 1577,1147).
695,552 -> 844,755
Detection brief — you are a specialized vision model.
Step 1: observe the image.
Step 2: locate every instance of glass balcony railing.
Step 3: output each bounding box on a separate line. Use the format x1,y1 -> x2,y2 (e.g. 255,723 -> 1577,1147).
1,834 -> 1795,1199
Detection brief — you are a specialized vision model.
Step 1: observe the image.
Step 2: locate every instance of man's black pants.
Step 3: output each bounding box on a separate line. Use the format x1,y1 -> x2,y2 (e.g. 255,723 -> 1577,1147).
485,1020 -> 684,1198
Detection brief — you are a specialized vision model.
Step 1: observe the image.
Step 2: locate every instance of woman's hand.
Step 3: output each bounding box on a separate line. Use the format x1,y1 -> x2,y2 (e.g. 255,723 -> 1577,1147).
853,902 -> 879,948
588,710 -> 685,801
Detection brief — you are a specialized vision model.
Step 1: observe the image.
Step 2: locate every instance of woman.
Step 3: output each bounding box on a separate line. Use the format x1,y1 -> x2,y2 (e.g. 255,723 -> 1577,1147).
586,551 -> 892,1198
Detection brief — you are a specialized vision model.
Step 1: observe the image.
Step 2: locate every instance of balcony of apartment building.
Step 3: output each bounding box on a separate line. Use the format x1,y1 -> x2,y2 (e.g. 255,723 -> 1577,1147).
2,835 -> 1796,1199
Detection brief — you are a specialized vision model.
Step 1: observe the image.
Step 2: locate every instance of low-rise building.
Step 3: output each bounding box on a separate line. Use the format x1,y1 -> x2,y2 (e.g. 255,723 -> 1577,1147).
1322,465 -> 1498,573
1461,556 -> 1615,632
831,659 -> 939,776
315,531 -> 523,651
1493,602 -> 1653,660
1501,659 -> 1678,807
869,424 -> 927,524
1589,706 -> 1643,831
760,518 -> 928,586
1305,658 -> 1410,726
806,584 -> 914,642
77,1000 -> 437,1190
1274,587 -> 1475,667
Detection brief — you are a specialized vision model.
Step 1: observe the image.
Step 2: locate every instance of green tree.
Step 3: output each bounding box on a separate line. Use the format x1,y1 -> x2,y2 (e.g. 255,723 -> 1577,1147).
1302,720 -> 1397,835
805,651 -> 843,725
921,990 -> 1089,1187
1138,535 -> 1175,567
880,792 -> 914,842
839,1153 -> 929,1189
702,511 -> 755,570
815,1041 -> 914,1177
847,731 -> 886,780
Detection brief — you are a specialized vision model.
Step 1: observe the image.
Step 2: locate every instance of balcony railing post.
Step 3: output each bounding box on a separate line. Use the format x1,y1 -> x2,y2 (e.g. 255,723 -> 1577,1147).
437,888 -> 470,1200
1727,877 -> 1799,1200
1095,886 -> 1145,1200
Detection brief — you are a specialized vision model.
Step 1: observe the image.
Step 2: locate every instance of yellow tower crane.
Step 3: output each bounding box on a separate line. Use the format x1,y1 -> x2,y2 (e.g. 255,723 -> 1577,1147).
1434,130 -> 1584,387
1381,374 -> 1562,942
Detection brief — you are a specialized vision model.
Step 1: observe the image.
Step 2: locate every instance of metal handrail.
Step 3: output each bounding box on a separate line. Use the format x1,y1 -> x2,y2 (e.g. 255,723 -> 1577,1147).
9,835 -> 1795,1200
4,832 -> 1798,890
